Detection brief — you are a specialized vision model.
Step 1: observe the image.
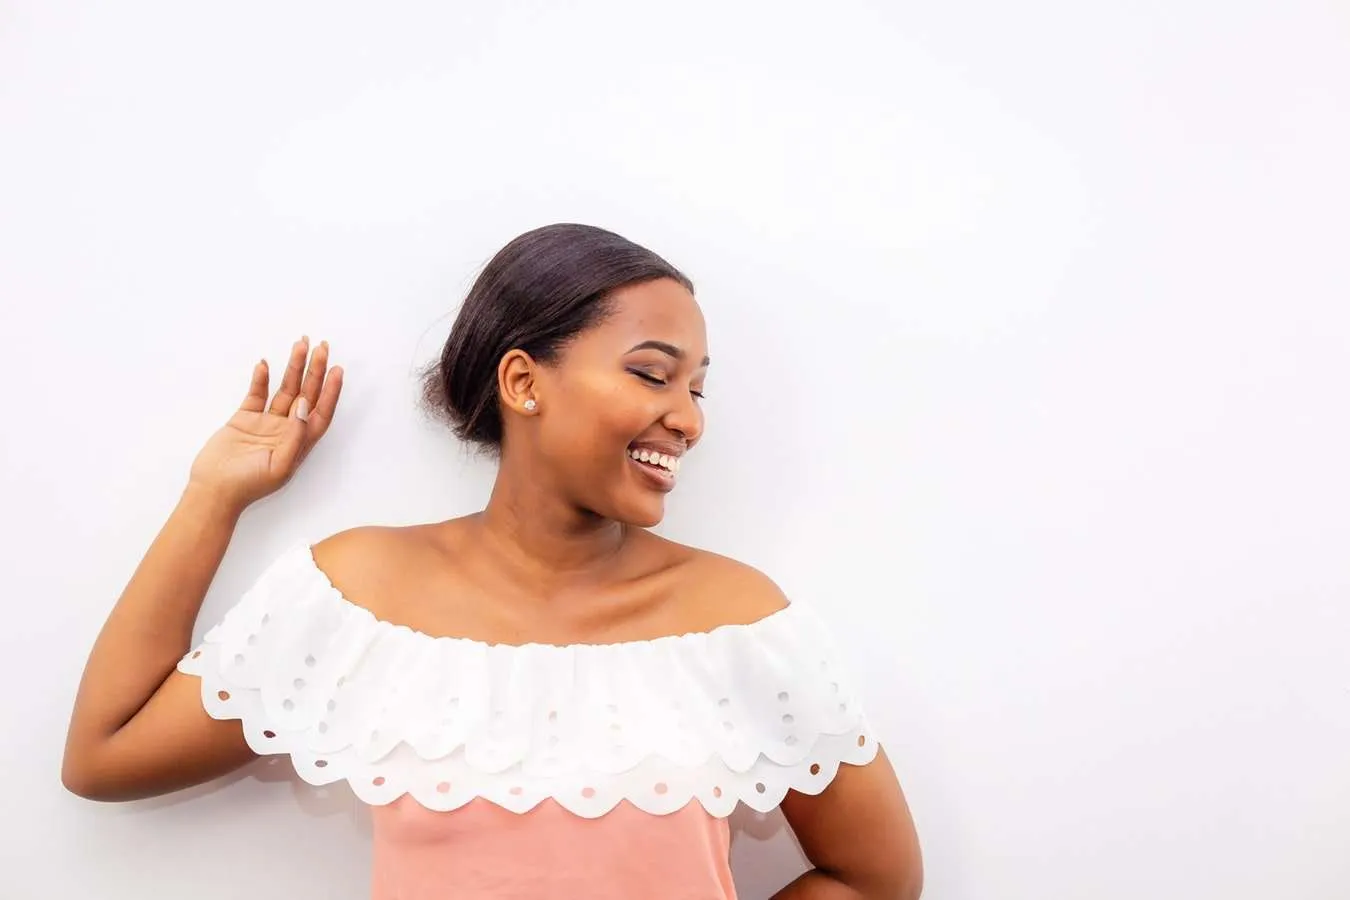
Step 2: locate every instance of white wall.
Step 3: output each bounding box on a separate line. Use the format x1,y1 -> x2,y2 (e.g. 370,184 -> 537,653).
2,1 -> 1347,897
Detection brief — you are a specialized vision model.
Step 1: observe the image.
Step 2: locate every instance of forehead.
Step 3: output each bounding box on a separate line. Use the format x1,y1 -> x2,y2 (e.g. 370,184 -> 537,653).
584,277 -> 707,355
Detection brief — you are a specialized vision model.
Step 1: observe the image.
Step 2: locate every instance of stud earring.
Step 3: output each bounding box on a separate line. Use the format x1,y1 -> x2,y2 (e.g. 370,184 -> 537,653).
523,399 -> 537,412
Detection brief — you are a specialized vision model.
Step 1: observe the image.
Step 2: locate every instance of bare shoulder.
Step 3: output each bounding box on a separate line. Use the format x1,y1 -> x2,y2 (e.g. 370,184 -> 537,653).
659,537 -> 790,629
309,522 -> 446,620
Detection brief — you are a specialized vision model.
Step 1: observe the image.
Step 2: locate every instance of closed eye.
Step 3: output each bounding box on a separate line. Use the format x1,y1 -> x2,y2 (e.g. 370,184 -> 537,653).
630,369 -> 705,401
630,369 -> 665,386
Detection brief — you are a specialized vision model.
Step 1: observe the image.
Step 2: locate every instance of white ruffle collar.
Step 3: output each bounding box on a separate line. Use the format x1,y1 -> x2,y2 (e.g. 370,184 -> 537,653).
179,542 -> 878,818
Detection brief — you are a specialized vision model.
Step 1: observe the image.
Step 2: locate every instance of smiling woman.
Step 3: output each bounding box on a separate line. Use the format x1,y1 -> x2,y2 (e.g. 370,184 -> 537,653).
417,226 -> 710,527
61,223 -> 923,900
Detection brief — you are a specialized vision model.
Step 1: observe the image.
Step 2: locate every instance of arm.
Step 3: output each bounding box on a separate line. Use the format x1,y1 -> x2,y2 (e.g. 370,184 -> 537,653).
773,748 -> 924,900
61,336 -> 342,801
698,555 -> 924,898
60,485 -> 257,800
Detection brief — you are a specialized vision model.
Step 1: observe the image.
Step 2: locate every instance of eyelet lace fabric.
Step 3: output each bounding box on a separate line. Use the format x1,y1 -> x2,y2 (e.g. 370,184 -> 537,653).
178,543 -> 879,818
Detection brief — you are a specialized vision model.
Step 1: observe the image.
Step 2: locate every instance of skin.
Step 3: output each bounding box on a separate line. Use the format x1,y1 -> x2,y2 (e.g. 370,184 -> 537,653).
61,279 -> 923,898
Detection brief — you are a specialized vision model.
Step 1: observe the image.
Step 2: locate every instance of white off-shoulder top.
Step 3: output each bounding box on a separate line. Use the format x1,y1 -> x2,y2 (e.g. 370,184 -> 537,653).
178,543 -> 880,899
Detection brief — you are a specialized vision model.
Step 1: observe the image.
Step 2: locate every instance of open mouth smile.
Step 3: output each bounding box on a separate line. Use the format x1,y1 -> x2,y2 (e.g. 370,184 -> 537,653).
627,445 -> 681,491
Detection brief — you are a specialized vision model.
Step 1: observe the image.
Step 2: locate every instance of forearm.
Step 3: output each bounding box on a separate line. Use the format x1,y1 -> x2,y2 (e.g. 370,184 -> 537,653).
771,869 -> 864,899
65,483 -> 241,745
771,868 -> 920,900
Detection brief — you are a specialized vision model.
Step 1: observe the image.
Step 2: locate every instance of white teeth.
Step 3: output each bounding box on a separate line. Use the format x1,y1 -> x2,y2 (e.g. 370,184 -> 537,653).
628,448 -> 681,474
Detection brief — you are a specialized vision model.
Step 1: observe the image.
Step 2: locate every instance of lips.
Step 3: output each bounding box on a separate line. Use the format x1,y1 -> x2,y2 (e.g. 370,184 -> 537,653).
627,455 -> 675,493
626,442 -> 684,493
626,446 -> 681,474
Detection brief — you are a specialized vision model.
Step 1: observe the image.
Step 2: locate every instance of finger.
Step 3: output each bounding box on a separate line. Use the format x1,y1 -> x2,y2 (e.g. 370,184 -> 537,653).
305,365 -> 344,443
298,340 -> 329,412
268,336 -> 310,416
240,360 -> 270,413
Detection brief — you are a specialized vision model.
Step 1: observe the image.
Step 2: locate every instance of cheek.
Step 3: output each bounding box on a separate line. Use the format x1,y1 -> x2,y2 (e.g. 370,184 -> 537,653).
545,378 -> 645,450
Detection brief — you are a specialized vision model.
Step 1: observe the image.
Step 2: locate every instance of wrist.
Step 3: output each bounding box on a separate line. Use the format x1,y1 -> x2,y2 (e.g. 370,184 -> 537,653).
180,481 -> 247,522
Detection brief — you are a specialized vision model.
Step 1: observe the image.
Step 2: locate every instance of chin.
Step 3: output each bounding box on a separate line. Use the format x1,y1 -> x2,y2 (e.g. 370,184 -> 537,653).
615,502 -> 665,529
581,462 -> 674,528
597,493 -> 666,529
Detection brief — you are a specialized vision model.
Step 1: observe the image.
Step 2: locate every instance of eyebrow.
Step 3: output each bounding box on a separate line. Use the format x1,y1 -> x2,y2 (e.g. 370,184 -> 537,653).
627,340 -> 710,367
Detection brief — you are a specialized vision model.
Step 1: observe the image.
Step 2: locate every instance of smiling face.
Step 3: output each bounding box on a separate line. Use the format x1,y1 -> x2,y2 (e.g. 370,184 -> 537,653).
499,277 -> 709,528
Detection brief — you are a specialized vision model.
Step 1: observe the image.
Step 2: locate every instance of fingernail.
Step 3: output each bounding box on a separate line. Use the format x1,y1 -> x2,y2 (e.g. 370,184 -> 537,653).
296,397 -> 310,421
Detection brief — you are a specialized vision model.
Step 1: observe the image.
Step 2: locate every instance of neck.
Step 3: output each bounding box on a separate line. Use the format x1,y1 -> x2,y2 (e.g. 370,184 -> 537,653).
474,459 -> 630,590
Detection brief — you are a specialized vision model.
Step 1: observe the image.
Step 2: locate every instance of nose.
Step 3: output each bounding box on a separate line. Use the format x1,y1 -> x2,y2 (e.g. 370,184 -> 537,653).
662,390 -> 704,448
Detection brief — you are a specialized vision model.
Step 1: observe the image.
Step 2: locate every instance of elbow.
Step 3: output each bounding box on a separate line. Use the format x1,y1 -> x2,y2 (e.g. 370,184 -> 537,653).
61,749 -> 121,802
866,870 -> 924,900
879,822 -> 925,899
61,762 -> 98,800
61,754 -> 103,801
858,870 -> 923,900
894,854 -> 925,900
886,847 -> 924,900
859,851 -> 925,900
820,860 -> 923,900
62,769 -> 131,803
895,866 -> 924,900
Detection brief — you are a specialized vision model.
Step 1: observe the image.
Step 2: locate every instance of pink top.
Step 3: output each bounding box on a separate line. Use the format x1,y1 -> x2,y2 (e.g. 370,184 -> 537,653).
178,543 -> 879,898
372,797 -> 736,899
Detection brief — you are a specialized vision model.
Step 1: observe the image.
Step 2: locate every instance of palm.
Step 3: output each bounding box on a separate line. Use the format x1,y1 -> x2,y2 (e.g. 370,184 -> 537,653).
188,337 -> 344,511
192,409 -> 302,493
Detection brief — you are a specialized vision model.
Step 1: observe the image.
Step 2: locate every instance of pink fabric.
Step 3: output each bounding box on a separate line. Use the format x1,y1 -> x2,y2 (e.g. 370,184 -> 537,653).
371,796 -> 738,899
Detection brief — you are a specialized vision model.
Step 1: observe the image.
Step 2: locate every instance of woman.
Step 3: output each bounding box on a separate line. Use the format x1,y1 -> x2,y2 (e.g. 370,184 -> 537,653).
61,224 -> 923,899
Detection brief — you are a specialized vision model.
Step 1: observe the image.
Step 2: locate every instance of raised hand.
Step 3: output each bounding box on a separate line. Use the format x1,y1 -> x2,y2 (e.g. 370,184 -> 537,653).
187,336 -> 344,514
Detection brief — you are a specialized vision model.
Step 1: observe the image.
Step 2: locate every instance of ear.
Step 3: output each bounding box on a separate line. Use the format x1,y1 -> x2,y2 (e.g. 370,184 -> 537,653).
497,348 -> 539,416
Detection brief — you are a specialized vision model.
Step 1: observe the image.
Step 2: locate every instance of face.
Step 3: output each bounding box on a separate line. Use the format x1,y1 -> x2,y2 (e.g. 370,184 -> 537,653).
505,277 -> 709,528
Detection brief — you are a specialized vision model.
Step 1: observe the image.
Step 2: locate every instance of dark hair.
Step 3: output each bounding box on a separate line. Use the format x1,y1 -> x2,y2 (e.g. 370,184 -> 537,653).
418,223 -> 693,450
